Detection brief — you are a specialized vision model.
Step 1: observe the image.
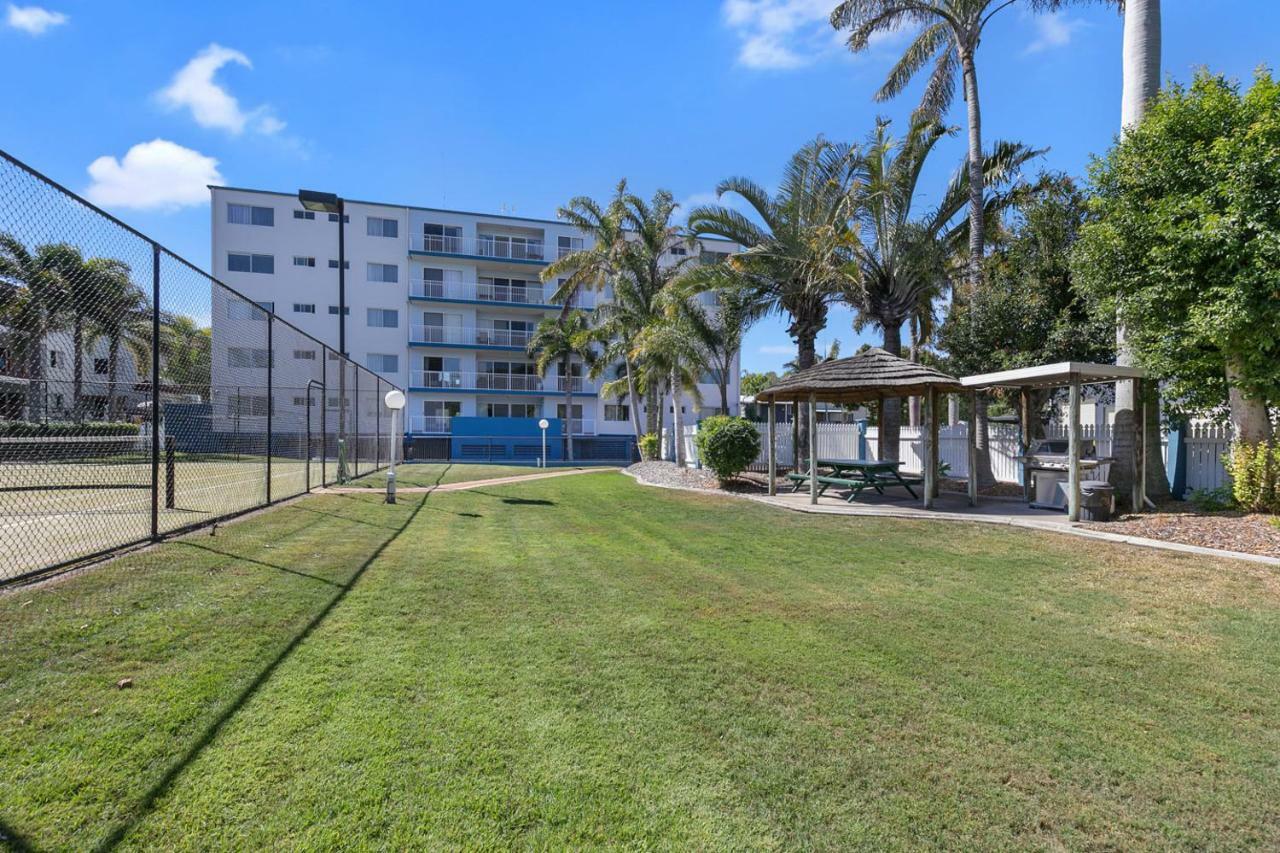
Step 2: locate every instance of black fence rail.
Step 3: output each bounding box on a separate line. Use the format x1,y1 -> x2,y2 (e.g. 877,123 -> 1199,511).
0,149 -> 402,585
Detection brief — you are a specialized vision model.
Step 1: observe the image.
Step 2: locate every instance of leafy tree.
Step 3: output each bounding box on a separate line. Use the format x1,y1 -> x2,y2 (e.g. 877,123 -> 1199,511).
678,270 -> 772,415
159,314 -> 212,400
0,236 -> 73,419
527,310 -> 596,461
1073,69 -> 1280,443
740,371 -> 781,398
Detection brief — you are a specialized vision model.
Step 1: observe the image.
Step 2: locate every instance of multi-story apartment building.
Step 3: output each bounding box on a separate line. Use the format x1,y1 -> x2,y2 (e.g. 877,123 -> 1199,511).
209,186 -> 740,454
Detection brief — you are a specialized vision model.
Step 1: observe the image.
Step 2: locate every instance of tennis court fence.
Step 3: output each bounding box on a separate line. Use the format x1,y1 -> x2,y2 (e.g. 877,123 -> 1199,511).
0,149 -> 403,585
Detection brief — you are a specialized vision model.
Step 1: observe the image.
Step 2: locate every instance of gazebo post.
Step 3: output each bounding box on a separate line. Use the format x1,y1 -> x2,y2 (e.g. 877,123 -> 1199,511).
766,399 -> 777,496
791,404 -> 799,472
966,391 -> 979,507
923,388 -> 936,509
808,393 -> 818,505
929,389 -> 940,500
1019,387 -> 1032,503
1136,377 -> 1147,512
1068,376 -> 1082,522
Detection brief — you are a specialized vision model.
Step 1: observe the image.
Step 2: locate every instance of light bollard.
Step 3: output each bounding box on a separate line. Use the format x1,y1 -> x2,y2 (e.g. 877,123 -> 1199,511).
384,389 -> 406,504
539,418 -> 549,469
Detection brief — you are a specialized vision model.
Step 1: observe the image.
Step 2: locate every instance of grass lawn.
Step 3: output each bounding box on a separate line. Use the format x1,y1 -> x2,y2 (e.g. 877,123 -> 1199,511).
2,472 -> 1279,849
344,461 -> 587,489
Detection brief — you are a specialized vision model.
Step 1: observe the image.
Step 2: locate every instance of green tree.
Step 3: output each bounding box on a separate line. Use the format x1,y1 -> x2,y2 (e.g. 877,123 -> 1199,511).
90,270 -> 151,419
678,268 -> 772,415
1074,69 -> 1280,443
527,310 -> 596,462
159,314 -> 212,400
740,371 -> 781,398
0,236 -> 74,419
830,0 -> 1062,289
687,138 -> 861,459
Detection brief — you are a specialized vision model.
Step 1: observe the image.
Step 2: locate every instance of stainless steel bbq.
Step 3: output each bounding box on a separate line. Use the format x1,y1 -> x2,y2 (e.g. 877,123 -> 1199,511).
1016,438 -> 1115,510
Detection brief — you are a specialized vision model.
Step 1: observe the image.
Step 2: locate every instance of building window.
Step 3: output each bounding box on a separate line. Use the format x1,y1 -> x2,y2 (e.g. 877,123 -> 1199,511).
294,349 -> 316,360
605,404 -> 630,421
670,245 -> 687,256
227,203 -> 274,226
93,357 -> 108,375
328,305 -> 350,315
227,301 -> 269,321
366,353 -> 399,373
227,394 -> 271,417
557,235 -> 583,257
700,250 -> 730,265
227,347 -> 271,368
423,223 -> 462,252
366,308 -> 399,328
367,216 -> 398,238
48,350 -> 61,368
293,303 -> 316,314
483,402 -> 537,418
227,252 -> 274,274
327,259 -> 351,269
328,213 -> 349,223
293,209 -> 316,220
367,262 -> 399,283
293,256 -> 316,267
255,300 -> 274,313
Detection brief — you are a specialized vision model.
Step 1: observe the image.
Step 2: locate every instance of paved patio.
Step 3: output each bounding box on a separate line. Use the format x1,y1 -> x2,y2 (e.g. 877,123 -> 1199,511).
750,487 -> 1075,530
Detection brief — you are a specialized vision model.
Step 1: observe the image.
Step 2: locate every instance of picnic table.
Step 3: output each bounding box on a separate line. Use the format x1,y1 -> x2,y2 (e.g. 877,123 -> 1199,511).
786,458 -> 924,502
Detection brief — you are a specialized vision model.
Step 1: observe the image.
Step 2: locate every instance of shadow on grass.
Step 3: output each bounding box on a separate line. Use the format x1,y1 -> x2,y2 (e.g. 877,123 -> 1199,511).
467,490 -> 556,507
87,492 -> 431,851
172,541 -> 346,588
0,817 -> 35,852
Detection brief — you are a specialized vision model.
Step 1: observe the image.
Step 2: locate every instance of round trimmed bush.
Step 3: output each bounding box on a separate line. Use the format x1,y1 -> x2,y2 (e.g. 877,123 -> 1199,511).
694,416 -> 761,485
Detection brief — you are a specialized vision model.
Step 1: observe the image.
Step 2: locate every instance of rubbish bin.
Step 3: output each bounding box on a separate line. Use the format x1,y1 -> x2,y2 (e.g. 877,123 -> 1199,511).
1079,480 -> 1115,522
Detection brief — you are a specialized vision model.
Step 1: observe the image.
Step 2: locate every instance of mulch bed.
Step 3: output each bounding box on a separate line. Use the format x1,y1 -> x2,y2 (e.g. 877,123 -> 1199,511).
1088,509 -> 1280,559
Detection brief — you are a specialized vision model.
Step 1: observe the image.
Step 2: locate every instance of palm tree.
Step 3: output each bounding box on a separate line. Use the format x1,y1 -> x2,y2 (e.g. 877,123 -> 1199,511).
687,138 -> 862,459
89,271 -> 151,420
527,310 -> 596,462
541,181 -> 629,312
629,305 -> 707,466
675,264 -> 773,415
70,257 -> 135,419
830,0 -> 1062,289
848,118 -> 1041,466
0,236 -> 74,420
159,314 -> 212,401
588,269 -> 664,441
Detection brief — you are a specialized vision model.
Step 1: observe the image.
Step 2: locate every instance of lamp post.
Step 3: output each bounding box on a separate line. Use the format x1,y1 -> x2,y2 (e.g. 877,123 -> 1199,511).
298,190 -> 347,478
384,389 -> 406,503
539,418 -> 549,468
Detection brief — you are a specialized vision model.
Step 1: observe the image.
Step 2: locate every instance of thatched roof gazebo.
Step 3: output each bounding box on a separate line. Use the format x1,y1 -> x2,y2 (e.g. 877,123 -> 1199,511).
754,348 -> 964,507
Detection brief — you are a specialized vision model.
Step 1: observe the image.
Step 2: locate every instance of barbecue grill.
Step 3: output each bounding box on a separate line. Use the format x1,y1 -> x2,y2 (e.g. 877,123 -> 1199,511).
1017,438 -> 1115,510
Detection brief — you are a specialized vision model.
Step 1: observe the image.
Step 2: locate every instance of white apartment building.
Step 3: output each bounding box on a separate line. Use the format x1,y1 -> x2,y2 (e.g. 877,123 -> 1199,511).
208,186 -> 740,450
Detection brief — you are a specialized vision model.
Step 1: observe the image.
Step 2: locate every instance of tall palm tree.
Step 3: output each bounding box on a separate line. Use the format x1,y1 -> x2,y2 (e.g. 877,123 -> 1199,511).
527,310 -> 596,462
830,0 -> 1062,289
0,236 -> 74,420
687,138 -> 862,459
90,271 -> 151,420
541,181 -> 629,312
848,118 -> 1041,466
629,305 -> 707,466
675,264 -> 773,415
588,269 -> 664,441
71,257 -> 135,419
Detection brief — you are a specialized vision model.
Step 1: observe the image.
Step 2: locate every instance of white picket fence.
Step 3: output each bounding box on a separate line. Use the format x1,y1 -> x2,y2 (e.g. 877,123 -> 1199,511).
674,419 -> 1231,493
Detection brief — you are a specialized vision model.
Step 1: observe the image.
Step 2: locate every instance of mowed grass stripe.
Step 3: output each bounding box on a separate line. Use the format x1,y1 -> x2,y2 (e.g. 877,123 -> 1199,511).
2,471 -> 1278,849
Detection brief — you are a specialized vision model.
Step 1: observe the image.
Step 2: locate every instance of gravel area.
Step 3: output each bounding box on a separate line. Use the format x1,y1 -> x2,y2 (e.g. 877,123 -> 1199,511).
1088,511 -> 1280,559
625,461 -> 720,491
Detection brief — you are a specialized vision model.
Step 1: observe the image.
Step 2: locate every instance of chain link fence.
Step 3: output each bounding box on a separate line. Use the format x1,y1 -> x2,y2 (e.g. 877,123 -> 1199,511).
0,149 -> 402,585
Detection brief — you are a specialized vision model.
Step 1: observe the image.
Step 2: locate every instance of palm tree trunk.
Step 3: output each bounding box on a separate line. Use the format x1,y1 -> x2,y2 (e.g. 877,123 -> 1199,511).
562,354 -> 574,462
973,393 -> 997,489
108,335 -> 120,420
793,323 -> 818,464
907,322 -> 920,427
72,315 -> 84,421
671,366 -> 685,466
624,356 -> 644,454
961,49 -> 986,289
1115,0 -> 1169,501
881,322 -> 902,462
25,327 -> 44,422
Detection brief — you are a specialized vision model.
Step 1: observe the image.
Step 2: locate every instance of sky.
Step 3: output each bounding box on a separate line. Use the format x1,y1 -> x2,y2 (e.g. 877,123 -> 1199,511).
2,0 -> 1277,375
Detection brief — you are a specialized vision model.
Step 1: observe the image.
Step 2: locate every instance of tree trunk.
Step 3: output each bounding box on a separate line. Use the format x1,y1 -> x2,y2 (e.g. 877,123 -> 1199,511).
961,50 -> 986,289
624,356 -> 644,453
1227,355 -> 1273,443
793,326 -> 817,463
881,322 -> 902,462
108,335 -> 121,420
72,314 -> 84,421
671,366 -> 685,466
562,354 -> 574,462
1114,0 -> 1165,501
973,394 -> 997,489
907,331 -> 920,427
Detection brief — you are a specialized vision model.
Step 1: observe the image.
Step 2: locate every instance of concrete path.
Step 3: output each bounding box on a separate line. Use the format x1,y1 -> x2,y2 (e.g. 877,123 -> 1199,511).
319,466 -> 615,495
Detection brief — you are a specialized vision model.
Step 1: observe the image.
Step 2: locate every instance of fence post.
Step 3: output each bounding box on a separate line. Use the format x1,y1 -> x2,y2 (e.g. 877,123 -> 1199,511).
321,346 -> 328,486
376,379 -> 381,469
266,312 -> 273,504
150,242 -> 161,541
353,367 -> 360,476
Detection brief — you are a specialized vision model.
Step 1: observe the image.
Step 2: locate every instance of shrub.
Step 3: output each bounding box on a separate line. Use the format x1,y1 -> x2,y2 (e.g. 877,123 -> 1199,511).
637,432 -> 660,462
694,416 -> 761,485
0,420 -> 140,437
1187,486 -> 1235,513
1226,440 -> 1280,513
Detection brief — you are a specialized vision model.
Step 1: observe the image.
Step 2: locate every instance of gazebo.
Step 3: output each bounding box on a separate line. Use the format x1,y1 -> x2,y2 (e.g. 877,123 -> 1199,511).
753,348 -> 965,507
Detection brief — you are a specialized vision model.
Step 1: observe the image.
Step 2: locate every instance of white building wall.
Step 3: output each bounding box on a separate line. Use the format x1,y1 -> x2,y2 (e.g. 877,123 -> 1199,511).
210,186 -> 740,438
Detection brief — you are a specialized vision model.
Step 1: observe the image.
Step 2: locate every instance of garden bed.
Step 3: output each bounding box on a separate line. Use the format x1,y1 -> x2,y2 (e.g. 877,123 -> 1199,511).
1089,508 -> 1280,559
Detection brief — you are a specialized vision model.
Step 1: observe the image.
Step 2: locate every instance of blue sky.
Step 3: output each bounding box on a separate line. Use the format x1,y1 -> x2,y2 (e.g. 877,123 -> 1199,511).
2,0 -> 1277,374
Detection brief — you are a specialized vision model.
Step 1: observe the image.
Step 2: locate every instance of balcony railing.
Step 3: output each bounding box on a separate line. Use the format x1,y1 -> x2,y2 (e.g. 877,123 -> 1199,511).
409,278 -> 596,309
408,370 -> 595,393
407,415 -> 452,433
411,234 -> 548,262
409,325 -> 533,348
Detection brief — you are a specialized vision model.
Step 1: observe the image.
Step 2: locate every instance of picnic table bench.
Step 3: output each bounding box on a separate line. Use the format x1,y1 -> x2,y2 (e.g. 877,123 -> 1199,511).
787,459 -> 924,502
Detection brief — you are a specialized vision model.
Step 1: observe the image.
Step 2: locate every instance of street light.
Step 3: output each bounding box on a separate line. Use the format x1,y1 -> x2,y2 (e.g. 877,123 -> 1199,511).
538,418 -> 550,468
299,189 -> 347,479
384,389 -> 406,503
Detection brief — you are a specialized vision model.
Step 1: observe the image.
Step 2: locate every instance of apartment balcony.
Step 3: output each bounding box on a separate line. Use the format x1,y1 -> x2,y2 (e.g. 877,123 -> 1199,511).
410,234 -> 553,264
409,278 -> 596,310
409,325 -> 532,350
408,370 -> 597,395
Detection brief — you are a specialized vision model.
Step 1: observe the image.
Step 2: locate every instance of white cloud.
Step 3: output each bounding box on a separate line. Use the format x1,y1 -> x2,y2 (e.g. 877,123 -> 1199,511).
1024,11 -> 1087,55
759,344 -> 794,355
5,4 -> 67,35
84,140 -> 223,211
721,0 -> 911,71
157,43 -> 285,135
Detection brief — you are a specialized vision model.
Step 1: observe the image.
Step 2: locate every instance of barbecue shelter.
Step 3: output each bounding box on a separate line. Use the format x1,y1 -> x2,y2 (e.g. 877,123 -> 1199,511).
753,348 -> 965,508
960,362 -> 1148,521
